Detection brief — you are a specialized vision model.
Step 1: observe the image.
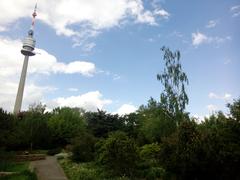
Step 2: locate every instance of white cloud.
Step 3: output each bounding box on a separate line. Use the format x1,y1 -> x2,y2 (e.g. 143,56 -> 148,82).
208,92 -> 232,101
113,74 -> 121,80
223,93 -> 232,100
192,114 -> 205,123
53,61 -> 96,76
0,37 -> 97,77
224,58 -> 231,65
192,32 -> 231,46
192,32 -> 208,46
207,104 -> 218,112
154,9 -> 170,19
0,79 -> 55,112
230,5 -> 240,17
68,88 -> 79,92
0,0 -> 169,37
115,104 -> 137,115
208,92 -> 219,99
49,91 -> 112,112
81,43 -> 96,52
206,20 -> 218,28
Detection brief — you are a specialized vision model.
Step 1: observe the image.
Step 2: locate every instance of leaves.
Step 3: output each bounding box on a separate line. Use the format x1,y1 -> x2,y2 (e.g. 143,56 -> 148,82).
157,47 -> 189,118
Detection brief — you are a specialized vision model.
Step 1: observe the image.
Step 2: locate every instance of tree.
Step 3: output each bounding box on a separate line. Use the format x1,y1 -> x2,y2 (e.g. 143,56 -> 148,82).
159,120 -> 202,179
18,110 -> 51,150
28,102 -> 46,114
71,132 -> 96,162
138,98 -> 177,143
85,110 -> 124,138
122,112 -> 140,138
48,107 -> 86,146
97,131 -> 139,176
0,108 -> 16,149
157,46 -> 189,120
227,98 -> 240,121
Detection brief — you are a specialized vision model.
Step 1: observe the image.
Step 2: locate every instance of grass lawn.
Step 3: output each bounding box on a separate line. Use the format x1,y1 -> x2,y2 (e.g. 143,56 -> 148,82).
0,162 -> 29,172
0,161 -> 37,180
59,159 -> 130,180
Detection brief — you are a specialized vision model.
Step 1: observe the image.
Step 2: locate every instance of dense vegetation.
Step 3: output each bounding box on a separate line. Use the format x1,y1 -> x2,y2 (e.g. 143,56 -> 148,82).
1,47 -> 239,179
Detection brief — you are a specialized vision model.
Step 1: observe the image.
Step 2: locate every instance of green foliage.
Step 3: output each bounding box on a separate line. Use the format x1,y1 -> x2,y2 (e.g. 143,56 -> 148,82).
159,120 -> 202,179
0,161 -> 37,180
48,107 -> 86,146
158,114 -> 240,180
0,109 -> 16,149
28,102 -> 46,114
0,85 -> 240,179
227,98 -> 240,121
198,112 -> 240,179
140,143 -> 161,163
138,143 -> 164,179
85,110 -> 124,138
157,46 -> 189,118
60,160 -> 104,180
121,113 -> 140,138
0,170 -> 37,180
71,132 -> 96,162
17,110 -> 51,150
0,162 -> 28,172
97,131 -> 139,176
138,98 -> 177,142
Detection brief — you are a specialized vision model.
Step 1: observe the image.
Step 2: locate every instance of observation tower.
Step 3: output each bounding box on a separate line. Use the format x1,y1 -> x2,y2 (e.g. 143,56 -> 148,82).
13,4 -> 38,114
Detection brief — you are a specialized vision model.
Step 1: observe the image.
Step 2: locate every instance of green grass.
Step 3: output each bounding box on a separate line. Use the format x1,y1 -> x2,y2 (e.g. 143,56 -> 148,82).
0,170 -> 37,180
59,159 -> 130,180
0,161 -> 37,180
0,162 -> 29,172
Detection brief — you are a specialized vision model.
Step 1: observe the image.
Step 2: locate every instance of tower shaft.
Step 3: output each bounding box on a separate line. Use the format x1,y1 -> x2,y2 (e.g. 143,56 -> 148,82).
13,56 -> 29,114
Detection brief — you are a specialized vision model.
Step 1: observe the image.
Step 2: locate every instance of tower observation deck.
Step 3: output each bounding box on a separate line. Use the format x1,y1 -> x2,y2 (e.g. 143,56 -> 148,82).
13,4 -> 37,114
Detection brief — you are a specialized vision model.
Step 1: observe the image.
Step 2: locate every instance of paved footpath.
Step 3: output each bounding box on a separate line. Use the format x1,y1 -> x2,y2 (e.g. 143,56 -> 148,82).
30,156 -> 68,180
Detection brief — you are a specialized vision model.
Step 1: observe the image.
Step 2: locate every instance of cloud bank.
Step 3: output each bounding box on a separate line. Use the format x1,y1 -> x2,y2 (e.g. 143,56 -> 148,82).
0,0 -> 170,37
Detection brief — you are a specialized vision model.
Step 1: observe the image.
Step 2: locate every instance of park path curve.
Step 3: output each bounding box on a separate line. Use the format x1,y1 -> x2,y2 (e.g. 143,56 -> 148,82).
30,156 -> 68,180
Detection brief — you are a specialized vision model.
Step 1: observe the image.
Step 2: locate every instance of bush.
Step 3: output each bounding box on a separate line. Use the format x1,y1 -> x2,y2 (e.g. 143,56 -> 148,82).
47,148 -> 61,156
71,132 -> 96,162
140,143 -> 161,162
97,131 -> 139,176
139,143 -> 165,179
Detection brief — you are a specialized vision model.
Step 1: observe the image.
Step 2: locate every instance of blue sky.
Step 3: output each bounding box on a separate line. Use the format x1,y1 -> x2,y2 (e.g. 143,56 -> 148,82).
0,0 -> 239,118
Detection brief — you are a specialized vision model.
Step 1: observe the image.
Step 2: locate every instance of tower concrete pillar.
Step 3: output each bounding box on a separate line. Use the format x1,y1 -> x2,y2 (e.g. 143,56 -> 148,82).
13,56 -> 29,114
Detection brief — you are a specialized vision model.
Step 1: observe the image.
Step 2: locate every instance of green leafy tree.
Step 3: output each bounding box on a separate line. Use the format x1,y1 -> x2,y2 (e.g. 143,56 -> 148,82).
28,102 -> 46,114
48,107 -> 86,146
12,103 -> 52,150
139,143 -> 165,179
157,46 -> 189,120
85,110 -> 124,138
122,112 -> 140,138
138,98 -> 176,143
71,132 -> 96,162
227,98 -> 240,121
198,112 -> 240,179
97,131 -> 139,176
159,120 -> 202,179
0,108 -> 16,149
